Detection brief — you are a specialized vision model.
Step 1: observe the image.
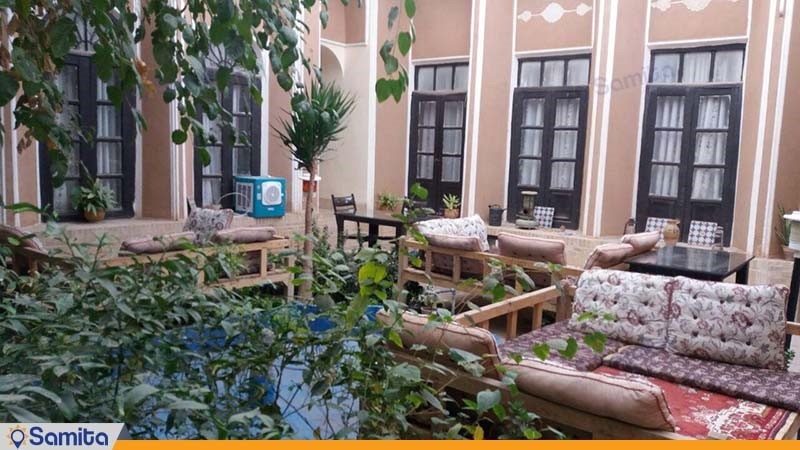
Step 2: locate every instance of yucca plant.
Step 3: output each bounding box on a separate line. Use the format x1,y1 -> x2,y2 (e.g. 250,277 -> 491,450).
275,82 -> 355,299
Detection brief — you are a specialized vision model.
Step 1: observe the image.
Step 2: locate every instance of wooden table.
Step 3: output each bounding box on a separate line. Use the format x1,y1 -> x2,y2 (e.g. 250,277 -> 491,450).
625,245 -> 754,284
334,211 -> 406,247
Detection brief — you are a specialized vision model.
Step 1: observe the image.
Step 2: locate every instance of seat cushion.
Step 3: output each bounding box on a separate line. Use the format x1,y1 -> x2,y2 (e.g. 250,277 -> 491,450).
378,311 -> 502,380
499,321 -> 626,371
121,232 -> 196,255
497,233 -> 567,265
415,215 -> 490,251
620,231 -> 660,257
583,243 -> 634,270
668,277 -> 788,370
596,367 -> 796,440
212,227 -> 277,244
569,270 -> 673,348
183,207 -> 234,243
603,345 -> 800,412
505,359 -> 675,431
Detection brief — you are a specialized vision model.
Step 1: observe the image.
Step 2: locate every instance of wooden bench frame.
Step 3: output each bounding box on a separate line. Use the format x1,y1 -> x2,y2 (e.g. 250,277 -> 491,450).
390,285 -> 800,440
12,238 -> 295,298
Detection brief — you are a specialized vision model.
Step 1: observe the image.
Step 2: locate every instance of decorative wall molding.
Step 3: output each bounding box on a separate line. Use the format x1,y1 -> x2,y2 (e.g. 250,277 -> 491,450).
518,2 -> 593,24
651,0 -> 741,13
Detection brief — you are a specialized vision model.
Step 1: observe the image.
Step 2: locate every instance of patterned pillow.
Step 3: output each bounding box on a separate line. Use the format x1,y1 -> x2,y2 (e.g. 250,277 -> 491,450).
183,208 -> 234,244
569,269 -> 673,348
667,277 -> 788,371
416,215 -> 490,251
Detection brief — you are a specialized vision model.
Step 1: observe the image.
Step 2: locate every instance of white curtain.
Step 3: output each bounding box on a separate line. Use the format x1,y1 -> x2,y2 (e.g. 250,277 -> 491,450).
682,52 -> 712,83
649,165 -> 680,198
518,159 -> 541,187
443,130 -> 462,155
519,61 -> 541,88
553,130 -> 577,159
417,155 -> 433,180
691,168 -> 724,200
555,98 -> 580,127
694,132 -> 727,165
444,101 -> 464,127
419,101 -> 436,126
522,99 -> 544,126
697,95 -> 730,129
442,157 -> 461,182
520,129 -> 542,157
542,60 -> 564,87
713,51 -> 744,83
566,59 -> 590,86
202,179 -> 222,207
97,142 -> 122,175
551,162 -> 575,190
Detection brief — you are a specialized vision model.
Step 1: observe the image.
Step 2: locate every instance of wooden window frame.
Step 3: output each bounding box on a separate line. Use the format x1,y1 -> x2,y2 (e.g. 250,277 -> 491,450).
414,62 -> 469,92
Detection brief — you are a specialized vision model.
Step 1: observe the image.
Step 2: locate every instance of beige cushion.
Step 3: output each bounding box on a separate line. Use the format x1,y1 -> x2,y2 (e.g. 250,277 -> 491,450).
621,231 -> 660,257
212,227 -> 277,244
426,234 -> 482,252
584,243 -> 633,270
378,311 -> 501,379
505,359 -> 675,431
497,233 -> 566,265
121,232 -> 196,254
416,215 -> 490,251
183,207 -> 234,243
425,234 -> 486,279
668,277 -> 788,370
569,270 -> 673,348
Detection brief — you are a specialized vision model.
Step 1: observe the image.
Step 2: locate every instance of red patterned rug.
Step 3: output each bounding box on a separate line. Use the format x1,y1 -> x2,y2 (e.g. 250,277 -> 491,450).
596,367 -> 797,439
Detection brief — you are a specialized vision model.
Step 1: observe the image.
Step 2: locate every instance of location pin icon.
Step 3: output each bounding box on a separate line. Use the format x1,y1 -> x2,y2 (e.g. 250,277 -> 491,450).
10,429 -> 24,449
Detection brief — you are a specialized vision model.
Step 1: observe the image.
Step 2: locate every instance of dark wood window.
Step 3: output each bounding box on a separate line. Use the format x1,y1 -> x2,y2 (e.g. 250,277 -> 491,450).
194,73 -> 261,209
637,46 -> 744,245
39,43 -> 136,220
507,55 -> 590,229
408,63 -> 468,212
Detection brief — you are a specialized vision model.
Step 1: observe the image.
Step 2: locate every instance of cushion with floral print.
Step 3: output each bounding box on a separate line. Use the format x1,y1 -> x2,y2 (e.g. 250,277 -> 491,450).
183,207 -> 235,244
667,277 -> 788,370
415,215 -> 490,251
568,269 -> 674,348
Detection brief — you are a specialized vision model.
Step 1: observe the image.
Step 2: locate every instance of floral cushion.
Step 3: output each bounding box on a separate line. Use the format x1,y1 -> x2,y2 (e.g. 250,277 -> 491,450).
183,207 -> 234,244
499,321 -> 625,371
569,270 -> 673,348
668,277 -> 788,370
415,215 -> 490,251
603,345 -> 800,412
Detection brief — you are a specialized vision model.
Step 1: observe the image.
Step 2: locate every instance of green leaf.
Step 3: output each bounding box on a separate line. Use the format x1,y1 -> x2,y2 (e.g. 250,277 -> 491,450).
557,337 -> 579,359
476,389 -> 501,414
387,329 -> 403,348
583,332 -> 607,354
19,386 -> 62,406
163,87 -> 176,103
410,183 -> 428,200
276,72 -> 294,91
398,32 -> 412,56
123,384 -> 159,412
421,389 -> 444,413
524,428 -> 542,440
171,129 -> 187,145
6,405 -> 46,423
0,71 -> 18,106
388,6 -> 399,28
375,78 -> 391,102
405,0 -> 417,18
532,343 -> 550,361
167,400 -> 209,411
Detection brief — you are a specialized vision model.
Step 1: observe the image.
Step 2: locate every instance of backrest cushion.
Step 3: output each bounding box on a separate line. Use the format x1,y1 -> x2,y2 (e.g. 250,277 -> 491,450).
620,231 -> 660,257
0,225 -> 45,251
497,233 -> 566,265
505,359 -> 675,431
668,277 -> 788,370
212,227 -> 277,245
569,270 -> 673,348
379,310 -> 502,380
426,234 -> 486,279
583,243 -> 634,270
426,234 -> 483,252
183,207 -> 234,244
121,232 -> 196,255
416,215 -> 490,251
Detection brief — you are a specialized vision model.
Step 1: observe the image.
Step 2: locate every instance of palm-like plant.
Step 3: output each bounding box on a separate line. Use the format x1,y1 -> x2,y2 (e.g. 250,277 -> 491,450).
275,82 -> 355,299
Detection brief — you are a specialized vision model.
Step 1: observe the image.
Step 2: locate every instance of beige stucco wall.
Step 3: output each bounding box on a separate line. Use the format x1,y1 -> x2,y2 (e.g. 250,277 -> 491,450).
515,0 -> 594,52
413,0 -> 473,60
649,0 -> 749,42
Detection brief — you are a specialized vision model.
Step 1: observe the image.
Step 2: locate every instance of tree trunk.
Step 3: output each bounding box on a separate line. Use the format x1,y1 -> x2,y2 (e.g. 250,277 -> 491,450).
299,162 -> 317,300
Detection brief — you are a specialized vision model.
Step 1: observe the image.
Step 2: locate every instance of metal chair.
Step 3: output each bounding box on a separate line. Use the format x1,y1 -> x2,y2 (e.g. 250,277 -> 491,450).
331,194 -> 357,215
687,220 -> 719,247
533,206 -> 555,229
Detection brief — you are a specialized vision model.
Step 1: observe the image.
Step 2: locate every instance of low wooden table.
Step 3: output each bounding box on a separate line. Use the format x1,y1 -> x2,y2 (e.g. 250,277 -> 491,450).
625,245 -> 754,284
335,211 -> 406,247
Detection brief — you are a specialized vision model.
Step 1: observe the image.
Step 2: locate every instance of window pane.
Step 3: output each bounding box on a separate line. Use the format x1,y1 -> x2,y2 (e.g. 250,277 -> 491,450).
713,50 -> 744,82
551,162 -> 575,190
203,115 -> 222,144
566,59 -> 590,86
555,98 -> 580,127
66,143 -> 80,177
419,101 -> 436,126
542,60 -> 565,86
417,67 -> 435,91
97,105 -> 121,137
234,147 -> 251,175
443,130 -> 463,155
652,54 -> 679,83
58,104 -> 80,128
417,155 -> 434,179
418,128 -> 435,152
682,52 -> 712,83
97,75 -> 117,101
442,157 -> 461,182
58,65 -> 79,101
202,146 -> 222,175
649,164 -> 679,198
553,130 -> 577,159
691,168 -> 724,200
519,61 -> 541,87
54,180 -> 79,214
97,142 -> 122,175
202,178 -> 222,207
444,101 -> 464,127
435,66 -> 453,90
655,96 -> 685,128
232,85 -> 251,113
234,115 -> 251,144
522,98 -> 545,126
100,178 -> 122,210
518,159 -> 541,187
694,132 -> 727,165
697,95 -> 730,129
653,131 -> 683,163
520,129 -> 543,157
453,65 -> 469,90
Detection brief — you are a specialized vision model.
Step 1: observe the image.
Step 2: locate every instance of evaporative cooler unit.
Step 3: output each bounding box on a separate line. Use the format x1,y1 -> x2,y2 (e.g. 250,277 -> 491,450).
234,176 -> 286,218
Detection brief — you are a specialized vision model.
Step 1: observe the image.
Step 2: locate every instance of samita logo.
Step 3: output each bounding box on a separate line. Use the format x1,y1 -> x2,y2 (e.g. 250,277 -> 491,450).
1,424 -> 123,450
6,425 -> 26,449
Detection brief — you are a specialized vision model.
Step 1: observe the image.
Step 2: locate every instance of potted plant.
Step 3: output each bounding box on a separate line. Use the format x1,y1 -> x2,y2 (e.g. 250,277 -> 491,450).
442,194 -> 461,219
775,204 -> 794,261
73,176 -> 116,223
377,193 -> 400,212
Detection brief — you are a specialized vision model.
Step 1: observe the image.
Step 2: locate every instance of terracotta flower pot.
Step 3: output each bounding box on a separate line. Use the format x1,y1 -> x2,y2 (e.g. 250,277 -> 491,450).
84,209 -> 106,223
783,245 -> 796,261
443,209 -> 460,219
663,219 -> 680,246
